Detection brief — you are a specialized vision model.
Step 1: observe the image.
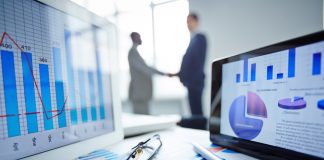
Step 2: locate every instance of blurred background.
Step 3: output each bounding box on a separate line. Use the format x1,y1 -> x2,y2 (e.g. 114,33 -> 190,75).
70,0 -> 323,118
72,0 -> 191,117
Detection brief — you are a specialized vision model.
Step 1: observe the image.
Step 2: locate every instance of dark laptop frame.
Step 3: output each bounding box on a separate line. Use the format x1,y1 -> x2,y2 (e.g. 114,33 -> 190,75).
210,31 -> 324,160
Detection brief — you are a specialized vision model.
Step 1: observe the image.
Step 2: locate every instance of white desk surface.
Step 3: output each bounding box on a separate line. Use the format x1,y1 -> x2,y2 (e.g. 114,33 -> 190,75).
107,126 -> 210,159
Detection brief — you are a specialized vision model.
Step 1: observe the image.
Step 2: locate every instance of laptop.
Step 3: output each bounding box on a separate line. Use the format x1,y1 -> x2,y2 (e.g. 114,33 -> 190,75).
0,0 -> 123,159
210,31 -> 324,160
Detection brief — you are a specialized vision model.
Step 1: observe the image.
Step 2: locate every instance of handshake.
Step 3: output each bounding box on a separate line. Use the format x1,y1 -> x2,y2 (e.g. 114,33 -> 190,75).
164,72 -> 178,77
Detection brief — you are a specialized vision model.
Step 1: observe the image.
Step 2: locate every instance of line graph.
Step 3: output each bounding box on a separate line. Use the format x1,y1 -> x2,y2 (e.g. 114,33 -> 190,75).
0,32 -> 69,121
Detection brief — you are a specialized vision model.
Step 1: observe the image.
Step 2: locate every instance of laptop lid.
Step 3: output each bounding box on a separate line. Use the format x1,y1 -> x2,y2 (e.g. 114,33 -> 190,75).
0,0 -> 123,159
210,31 -> 324,160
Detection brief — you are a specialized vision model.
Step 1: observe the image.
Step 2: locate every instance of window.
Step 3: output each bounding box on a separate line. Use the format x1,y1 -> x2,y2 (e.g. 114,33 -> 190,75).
153,0 -> 189,98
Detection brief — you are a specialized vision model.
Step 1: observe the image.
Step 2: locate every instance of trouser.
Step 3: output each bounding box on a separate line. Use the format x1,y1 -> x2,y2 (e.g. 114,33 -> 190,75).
131,100 -> 150,115
178,86 -> 206,130
188,86 -> 203,116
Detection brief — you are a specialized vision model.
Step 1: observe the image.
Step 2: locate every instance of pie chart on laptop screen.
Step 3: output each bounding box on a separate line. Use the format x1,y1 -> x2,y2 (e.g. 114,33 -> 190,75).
229,92 -> 267,140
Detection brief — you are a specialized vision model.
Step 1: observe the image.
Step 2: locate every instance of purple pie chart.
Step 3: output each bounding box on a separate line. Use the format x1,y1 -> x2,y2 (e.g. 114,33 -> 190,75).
318,100 -> 324,110
278,97 -> 306,110
229,92 -> 267,140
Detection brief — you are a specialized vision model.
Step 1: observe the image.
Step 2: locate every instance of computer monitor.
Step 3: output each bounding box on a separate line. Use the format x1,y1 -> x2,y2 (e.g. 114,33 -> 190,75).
0,0 -> 123,159
210,31 -> 324,160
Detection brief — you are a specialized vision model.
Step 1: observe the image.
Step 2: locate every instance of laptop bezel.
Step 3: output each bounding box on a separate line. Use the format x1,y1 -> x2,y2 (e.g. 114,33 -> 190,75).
210,30 -> 324,160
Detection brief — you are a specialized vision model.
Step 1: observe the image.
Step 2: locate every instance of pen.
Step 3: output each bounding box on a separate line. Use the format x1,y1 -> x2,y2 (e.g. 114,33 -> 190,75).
191,142 -> 225,160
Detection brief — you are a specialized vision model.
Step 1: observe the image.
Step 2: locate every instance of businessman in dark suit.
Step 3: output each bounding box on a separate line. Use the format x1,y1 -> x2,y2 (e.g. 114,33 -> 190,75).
173,13 -> 207,129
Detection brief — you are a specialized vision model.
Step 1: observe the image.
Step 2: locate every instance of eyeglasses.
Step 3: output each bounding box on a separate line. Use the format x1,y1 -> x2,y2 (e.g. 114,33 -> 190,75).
126,134 -> 162,160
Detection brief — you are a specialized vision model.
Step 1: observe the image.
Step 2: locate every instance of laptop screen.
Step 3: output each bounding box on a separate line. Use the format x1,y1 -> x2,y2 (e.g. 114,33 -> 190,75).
0,0 -> 115,159
211,31 -> 324,159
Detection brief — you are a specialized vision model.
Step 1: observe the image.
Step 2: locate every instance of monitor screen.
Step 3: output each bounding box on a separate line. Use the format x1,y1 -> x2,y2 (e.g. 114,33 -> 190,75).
210,31 -> 324,160
0,0 -> 115,159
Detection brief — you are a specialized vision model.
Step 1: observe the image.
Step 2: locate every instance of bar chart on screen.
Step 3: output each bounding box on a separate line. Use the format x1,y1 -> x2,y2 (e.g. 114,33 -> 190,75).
0,30 -> 108,135
0,0 -> 114,158
235,47 -> 323,83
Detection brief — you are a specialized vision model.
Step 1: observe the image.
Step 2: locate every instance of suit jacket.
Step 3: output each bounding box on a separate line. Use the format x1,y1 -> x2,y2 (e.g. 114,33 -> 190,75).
128,46 -> 164,101
179,33 -> 207,90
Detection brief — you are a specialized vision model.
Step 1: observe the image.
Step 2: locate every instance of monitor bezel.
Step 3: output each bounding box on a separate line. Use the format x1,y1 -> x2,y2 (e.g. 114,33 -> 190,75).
22,0 -> 123,159
210,30 -> 324,160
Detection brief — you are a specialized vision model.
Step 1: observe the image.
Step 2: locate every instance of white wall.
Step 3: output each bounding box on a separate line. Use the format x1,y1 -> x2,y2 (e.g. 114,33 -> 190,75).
188,0 -> 323,117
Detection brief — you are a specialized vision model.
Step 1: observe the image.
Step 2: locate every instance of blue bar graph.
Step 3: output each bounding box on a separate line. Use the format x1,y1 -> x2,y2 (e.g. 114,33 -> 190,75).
78,70 -> 88,122
39,64 -> 54,130
64,30 -> 78,125
243,59 -> 248,82
236,74 -> 240,83
277,73 -> 284,79
267,66 -> 273,80
88,72 -> 97,121
53,48 -> 67,128
288,48 -> 295,78
251,63 -> 256,81
21,52 -> 38,133
312,52 -> 321,75
96,52 -> 105,119
1,50 -> 21,137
